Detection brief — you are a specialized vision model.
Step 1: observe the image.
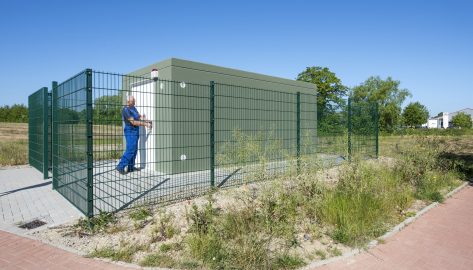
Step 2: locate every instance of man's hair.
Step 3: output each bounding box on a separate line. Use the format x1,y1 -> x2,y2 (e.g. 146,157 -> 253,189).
127,95 -> 135,102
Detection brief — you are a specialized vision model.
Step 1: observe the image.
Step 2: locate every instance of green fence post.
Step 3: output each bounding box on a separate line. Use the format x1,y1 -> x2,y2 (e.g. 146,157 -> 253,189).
86,69 -> 94,217
375,102 -> 379,159
209,81 -> 215,188
296,92 -> 301,174
42,87 -> 49,179
51,81 -> 58,189
347,97 -> 352,161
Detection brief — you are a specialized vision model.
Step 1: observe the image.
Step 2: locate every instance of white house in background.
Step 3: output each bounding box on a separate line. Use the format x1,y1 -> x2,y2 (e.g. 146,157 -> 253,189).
425,108 -> 473,128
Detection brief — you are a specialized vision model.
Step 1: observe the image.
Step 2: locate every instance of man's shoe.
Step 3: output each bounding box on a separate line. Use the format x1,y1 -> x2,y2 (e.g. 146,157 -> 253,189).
128,167 -> 141,172
116,167 -> 127,175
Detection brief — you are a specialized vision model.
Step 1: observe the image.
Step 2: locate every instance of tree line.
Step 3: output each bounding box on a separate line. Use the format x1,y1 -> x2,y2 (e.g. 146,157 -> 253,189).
0,104 -> 28,123
296,67 -> 472,131
3,69 -> 471,130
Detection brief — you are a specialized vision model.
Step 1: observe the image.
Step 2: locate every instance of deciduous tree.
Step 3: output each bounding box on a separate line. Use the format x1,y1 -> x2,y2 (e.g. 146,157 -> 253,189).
402,102 -> 429,127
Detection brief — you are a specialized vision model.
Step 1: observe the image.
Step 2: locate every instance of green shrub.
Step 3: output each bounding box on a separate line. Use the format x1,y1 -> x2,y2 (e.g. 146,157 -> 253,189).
393,136 -> 462,202
315,250 -> 327,259
225,234 -> 273,269
128,207 -> 151,221
76,212 -> 116,234
187,229 -> 226,268
139,253 -> 178,268
273,254 -> 305,269
159,242 -> 182,253
90,243 -> 146,263
151,211 -> 179,242
319,161 -> 413,246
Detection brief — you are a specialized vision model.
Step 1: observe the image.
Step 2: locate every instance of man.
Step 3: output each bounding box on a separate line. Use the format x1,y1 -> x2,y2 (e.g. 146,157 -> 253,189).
116,96 -> 151,174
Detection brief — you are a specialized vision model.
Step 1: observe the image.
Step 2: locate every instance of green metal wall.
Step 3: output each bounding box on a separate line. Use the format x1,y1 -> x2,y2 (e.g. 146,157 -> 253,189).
127,58 -> 316,174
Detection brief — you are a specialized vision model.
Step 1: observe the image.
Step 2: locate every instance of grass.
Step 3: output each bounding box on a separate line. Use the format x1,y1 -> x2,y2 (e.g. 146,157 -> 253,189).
0,140 -> 28,166
90,243 -> 147,263
128,207 -> 151,221
139,253 -> 179,268
75,212 -> 116,234
149,134 -> 466,268
273,254 -> 306,269
50,128 -> 472,269
0,122 -> 124,167
319,161 -> 413,245
150,211 -> 179,242
318,136 -> 465,246
315,250 -> 327,260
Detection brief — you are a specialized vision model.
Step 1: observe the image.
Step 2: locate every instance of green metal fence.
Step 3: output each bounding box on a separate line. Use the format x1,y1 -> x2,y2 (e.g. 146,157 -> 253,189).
46,69 -> 378,217
52,71 -> 90,214
28,87 -> 49,179
317,98 -> 379,161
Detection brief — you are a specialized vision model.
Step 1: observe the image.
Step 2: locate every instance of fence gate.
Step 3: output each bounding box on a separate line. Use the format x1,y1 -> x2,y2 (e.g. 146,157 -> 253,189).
28,87 -> 50,179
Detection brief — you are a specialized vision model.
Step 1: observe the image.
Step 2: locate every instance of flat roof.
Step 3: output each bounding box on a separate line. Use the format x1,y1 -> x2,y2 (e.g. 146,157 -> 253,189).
128,58 -> 316,91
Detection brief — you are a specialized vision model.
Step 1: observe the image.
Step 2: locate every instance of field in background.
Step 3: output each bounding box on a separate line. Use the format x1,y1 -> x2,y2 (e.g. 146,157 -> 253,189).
2,122 -> 473,175
0,122 -> 28,166
380,134 -> 473,177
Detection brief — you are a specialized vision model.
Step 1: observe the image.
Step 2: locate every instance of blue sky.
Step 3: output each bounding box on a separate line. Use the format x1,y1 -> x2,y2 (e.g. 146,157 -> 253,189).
0,0 -> 471,115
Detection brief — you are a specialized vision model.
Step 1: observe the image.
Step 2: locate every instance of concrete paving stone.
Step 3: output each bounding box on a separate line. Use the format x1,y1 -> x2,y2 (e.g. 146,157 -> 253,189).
0,167 -> 83,234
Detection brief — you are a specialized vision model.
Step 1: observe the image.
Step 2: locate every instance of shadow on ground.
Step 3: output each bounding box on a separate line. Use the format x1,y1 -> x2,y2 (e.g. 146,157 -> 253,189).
440,152 -> 473,179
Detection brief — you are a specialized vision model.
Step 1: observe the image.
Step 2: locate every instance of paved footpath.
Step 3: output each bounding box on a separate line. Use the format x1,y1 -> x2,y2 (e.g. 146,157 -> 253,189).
0,167 -> 83,234
318,184 -> 473,270
0,230 -> 134,270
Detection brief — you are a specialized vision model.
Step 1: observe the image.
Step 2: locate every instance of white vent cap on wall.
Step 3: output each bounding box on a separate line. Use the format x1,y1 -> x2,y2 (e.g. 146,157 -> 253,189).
180,154 -> 187,161
180,82 -> 186,88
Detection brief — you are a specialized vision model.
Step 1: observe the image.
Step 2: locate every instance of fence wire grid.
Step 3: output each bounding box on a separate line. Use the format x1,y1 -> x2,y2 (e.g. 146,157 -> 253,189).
27,69 -> 378,217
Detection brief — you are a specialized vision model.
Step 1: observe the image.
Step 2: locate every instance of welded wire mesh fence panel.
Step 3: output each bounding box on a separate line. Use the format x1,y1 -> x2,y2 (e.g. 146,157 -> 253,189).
48,92 -> 52,171
350,101 -> 378,158
47,69 -> 378,216
91,72 -> 211,214
52,71 -> 90,215
316,100 -> 348,159
300,93 -> 319,165
28,87 -> 48,176
214,84 -> 317,187
316,98 -> 378,160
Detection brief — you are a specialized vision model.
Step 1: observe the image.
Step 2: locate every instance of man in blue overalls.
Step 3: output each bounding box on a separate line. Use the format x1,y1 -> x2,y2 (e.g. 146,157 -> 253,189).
116,96 -> 152,174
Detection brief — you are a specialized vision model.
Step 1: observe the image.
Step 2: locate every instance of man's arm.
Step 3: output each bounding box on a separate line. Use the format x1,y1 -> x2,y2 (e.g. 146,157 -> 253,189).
128,117 -> 151,127
139,113 -> 151,123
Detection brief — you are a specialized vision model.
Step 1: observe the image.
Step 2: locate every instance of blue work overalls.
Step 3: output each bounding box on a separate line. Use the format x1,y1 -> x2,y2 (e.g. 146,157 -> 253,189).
116,106 -> 140,172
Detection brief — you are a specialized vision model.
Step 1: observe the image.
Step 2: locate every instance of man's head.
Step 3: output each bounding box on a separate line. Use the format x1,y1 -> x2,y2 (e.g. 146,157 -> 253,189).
127,96 -> 135,107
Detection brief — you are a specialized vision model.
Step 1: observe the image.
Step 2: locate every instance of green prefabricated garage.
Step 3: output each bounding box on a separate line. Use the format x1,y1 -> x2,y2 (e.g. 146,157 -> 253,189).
123,58 -> 317,175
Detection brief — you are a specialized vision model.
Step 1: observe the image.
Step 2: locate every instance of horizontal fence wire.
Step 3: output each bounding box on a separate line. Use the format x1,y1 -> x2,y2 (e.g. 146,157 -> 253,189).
50,69 -> 378,216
